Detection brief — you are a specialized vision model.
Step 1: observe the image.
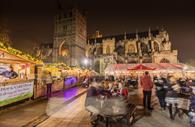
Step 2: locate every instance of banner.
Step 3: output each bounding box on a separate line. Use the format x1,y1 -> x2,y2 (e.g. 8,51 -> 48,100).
0,81 -> 34,107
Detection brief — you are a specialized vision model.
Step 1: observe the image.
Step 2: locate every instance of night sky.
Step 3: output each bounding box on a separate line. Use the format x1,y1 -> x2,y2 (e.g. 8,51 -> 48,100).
1,0 -> 195,62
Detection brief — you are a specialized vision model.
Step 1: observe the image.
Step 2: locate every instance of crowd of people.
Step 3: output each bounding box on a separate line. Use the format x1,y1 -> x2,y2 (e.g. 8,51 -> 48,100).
85,72 -> 195,126
86,72 -> 194,111
86,77 -> 130,99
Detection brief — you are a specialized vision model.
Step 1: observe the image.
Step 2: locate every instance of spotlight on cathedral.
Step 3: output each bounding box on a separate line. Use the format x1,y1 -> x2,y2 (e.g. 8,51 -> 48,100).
83,58 -> 89,66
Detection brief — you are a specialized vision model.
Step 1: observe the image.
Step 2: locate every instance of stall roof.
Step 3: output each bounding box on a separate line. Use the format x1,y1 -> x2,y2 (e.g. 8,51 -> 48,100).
0,42 -> 43,64
0,49 -> 38,64
105,63 -> 195,74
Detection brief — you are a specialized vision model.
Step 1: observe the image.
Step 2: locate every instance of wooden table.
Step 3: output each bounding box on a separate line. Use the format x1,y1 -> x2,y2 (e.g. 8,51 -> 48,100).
86,96 -> 136,127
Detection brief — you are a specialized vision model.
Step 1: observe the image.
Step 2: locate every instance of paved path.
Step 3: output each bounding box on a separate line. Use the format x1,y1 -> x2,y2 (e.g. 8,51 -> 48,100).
0,86 -> 190,127
37,88 -> 189,127
0,87 -> 87,127
37,93 -> 90,127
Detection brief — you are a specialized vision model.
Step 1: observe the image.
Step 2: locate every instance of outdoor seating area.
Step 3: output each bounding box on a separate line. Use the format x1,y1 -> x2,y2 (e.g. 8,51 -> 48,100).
84,71 -> 195,127
85,86 -> 136,127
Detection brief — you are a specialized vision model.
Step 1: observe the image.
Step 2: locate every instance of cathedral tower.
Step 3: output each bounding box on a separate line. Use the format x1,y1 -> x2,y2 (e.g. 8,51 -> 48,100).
53,6 -> 87,66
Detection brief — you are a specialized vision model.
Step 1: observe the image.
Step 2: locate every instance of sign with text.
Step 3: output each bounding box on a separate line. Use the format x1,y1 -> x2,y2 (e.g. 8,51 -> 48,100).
0,81 -> 34,107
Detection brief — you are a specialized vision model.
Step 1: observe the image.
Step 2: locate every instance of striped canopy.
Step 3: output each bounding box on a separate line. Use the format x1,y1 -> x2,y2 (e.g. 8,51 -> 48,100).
104,63 -> 195,75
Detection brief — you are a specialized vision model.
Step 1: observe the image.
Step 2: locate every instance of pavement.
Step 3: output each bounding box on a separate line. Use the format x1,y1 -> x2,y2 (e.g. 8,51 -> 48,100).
36,88 -> 190,127
0,85 -> 191,127
0,87 -> 87,127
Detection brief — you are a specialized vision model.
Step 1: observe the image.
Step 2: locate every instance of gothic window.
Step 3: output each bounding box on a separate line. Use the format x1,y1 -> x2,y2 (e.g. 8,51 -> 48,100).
128,60 -> 137,64
128,44 -> 135,53
61,47 -> 69,56
142,59 -> 152,63
96,47 -> 103,55
59,42 -> 69,57
160,58 -> 170,63
67,25 -> 71,31
148,40 -> 152,52
154,42 -> 159,52
88,48 -> 93,56
63,25 -> 67,31
106,45 -> 110,54
93,48 -> 96,55
116,45 -> 124,55
94,61 -> 100,73
141,43 -> 148,54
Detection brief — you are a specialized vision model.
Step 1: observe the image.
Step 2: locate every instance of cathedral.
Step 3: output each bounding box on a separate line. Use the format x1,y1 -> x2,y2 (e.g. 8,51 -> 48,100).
86,29 -> 178,73
35,7 -> 87,66
53,7 -> 87,66
34,5 -> 178,73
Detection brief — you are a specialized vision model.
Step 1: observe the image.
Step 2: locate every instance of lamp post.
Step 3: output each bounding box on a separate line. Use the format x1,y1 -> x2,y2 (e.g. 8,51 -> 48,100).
83,58 -> 89,69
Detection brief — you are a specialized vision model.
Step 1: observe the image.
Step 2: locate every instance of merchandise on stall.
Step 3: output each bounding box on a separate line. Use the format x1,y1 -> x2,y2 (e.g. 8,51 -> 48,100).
0,41 -> 42,107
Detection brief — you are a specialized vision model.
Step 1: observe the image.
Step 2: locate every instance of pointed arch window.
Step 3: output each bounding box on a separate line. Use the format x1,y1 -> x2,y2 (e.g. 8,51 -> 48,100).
106,45 -> 110,54
128,44 -> 135,53
154,41 -> 159,52
160,58 -> 170,63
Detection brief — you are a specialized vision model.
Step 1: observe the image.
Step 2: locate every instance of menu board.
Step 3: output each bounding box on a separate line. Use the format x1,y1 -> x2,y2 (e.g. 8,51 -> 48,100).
0,80 -> 34,107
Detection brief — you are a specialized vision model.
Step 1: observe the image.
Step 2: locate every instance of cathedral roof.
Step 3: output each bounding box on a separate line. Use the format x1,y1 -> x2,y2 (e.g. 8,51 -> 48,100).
40,43 -> 53,48
88,30 -> 159,44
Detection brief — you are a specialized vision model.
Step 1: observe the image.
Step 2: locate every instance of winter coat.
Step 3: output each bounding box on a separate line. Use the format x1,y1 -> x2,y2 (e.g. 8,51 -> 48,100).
140,75 -> 153,91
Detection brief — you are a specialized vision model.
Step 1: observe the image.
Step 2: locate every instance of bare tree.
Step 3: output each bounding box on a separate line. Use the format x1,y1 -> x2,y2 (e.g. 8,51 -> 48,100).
0,19 -> 12,46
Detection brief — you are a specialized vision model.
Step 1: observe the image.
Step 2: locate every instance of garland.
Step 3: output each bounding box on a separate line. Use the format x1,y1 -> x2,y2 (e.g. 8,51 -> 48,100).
0,41 -> 43,64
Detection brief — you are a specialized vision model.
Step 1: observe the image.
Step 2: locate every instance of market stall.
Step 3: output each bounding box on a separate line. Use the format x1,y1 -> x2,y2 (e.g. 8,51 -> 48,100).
34,63 -> 69,98
105,63 -> 195,79
34,63 -> 94,98
0,42 -> 42,107
43,64 -> 64,92
65,67 -> 92,88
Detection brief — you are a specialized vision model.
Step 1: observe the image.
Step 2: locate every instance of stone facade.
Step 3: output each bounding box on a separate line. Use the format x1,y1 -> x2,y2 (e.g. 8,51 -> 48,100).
53,8 -> 87,66
36,8 -> 87,66
152,50 -> 178,63
87,28 -> 178,74
103,38 -> 115,55
33,43 -> 53,63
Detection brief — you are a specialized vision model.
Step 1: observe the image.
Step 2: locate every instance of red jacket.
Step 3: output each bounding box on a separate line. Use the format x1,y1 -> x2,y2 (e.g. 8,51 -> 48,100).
140,75 -> 153,91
